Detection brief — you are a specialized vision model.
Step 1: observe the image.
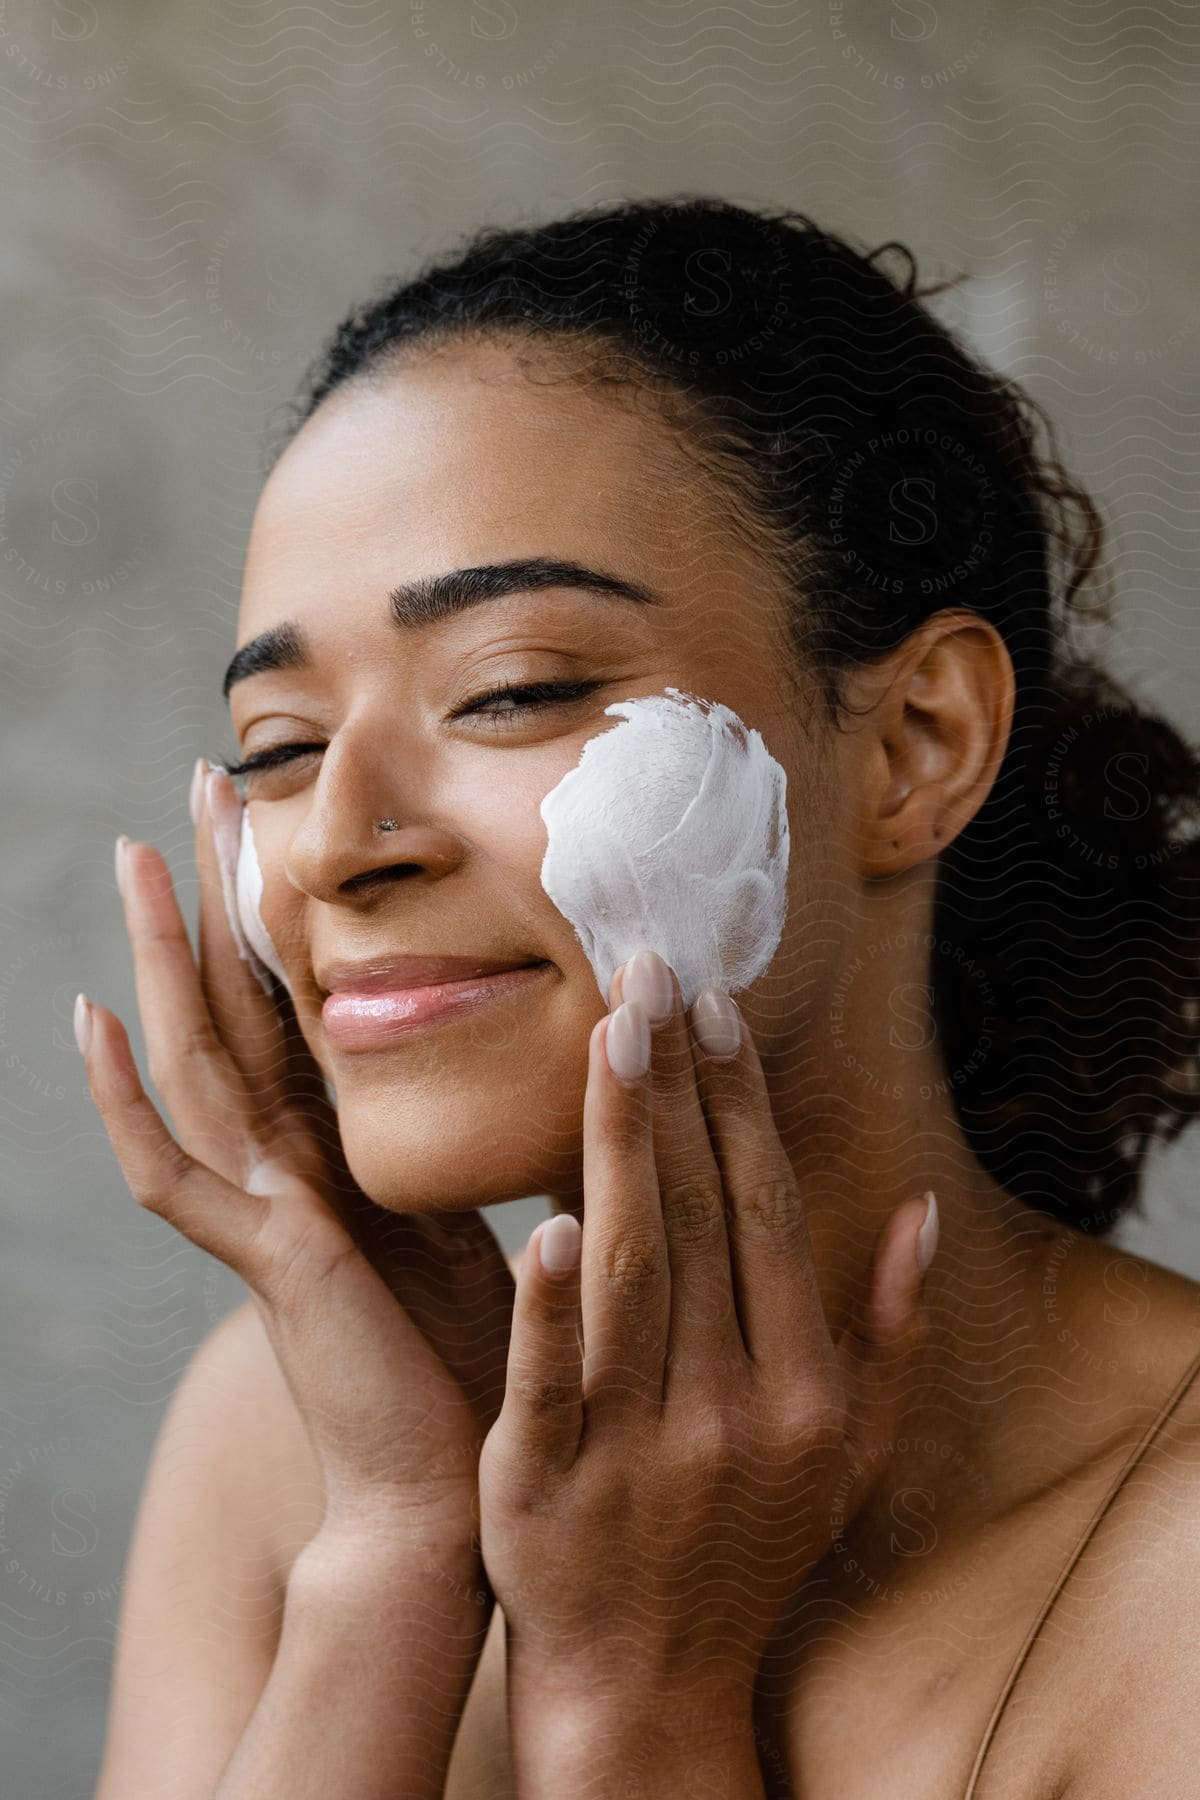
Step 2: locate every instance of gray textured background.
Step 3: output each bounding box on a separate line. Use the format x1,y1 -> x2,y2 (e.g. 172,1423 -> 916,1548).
2,0 -> 1199,1789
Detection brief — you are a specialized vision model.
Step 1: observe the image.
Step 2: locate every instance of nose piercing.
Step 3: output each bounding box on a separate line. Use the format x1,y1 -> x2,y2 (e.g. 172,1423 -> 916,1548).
376,818 -> 399,832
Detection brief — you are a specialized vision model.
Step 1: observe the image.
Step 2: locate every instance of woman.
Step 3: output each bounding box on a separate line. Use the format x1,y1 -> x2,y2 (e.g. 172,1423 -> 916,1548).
83,199 -> 1200,1797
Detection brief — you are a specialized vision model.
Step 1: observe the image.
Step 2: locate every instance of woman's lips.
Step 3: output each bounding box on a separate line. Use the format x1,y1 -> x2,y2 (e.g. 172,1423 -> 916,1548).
320,961 -> 552,1050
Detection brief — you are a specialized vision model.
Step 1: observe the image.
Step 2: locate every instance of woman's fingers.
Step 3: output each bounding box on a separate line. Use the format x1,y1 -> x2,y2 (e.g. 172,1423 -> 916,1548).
81,992 -> 351,1311
496,1213 -> 584,1470
352,1206 -> 517,1435
79,993 -> 482,1514
686,986 -> 838,1390
79,995 -> 275,1281
615,953 -> 741,1387
116,833 -> 267,1186
835,1193 -> 937,1452
579,1008 -> 670,1418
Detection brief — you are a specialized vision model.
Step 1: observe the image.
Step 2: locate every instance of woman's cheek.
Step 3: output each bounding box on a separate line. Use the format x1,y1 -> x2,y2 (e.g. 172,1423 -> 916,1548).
220,685 -> 793,1023
538,687 -> 791,1010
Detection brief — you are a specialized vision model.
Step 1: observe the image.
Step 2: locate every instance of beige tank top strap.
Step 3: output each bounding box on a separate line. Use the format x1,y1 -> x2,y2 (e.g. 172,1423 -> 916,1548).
961,1334 -> 1200,1798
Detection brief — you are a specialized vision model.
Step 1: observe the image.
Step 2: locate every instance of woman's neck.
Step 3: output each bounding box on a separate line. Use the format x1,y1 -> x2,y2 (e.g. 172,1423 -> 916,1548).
763,1032 -> 1083,1532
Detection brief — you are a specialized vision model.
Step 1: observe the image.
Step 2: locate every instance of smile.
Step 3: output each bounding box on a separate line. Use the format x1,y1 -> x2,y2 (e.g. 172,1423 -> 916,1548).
320,961 -> 553,1050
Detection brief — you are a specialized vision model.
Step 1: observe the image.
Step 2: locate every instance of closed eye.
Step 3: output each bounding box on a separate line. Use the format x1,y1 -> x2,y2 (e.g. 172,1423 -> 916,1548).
452,677 -> 603,728
218,678 -> 603,780
217,742 -> 324,781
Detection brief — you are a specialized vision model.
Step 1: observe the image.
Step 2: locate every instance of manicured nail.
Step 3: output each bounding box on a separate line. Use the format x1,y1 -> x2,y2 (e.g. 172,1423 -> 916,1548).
205,765 -> 234,822
916,1191 -> 939,1273
538,1212 -> 582,1277
620,950 -> 675,1027
606,1000 -> 651,1082
73,992 -> 92,1057
690,989 -> 742,1060
189,757 -> 208,827
206,768 -> 242,869
114,835 -> 129,898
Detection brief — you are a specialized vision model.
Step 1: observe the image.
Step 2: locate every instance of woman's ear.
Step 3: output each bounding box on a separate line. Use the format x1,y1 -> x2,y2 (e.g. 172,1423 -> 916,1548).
850,610 -> 1016,879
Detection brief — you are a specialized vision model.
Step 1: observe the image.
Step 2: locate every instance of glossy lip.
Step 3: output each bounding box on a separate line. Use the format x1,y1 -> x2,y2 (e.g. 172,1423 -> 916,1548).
316,953 -> 545,996
319,957 -> 553,1051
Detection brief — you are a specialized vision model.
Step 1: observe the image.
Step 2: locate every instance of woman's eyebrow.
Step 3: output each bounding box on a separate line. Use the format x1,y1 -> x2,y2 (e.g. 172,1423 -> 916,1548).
222,557 -> 657,701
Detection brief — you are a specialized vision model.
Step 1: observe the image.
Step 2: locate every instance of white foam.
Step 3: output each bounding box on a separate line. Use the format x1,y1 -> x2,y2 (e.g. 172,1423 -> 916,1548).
210,791 -> 288,998
236,807 -> 290,995
539,687 -> 790,1009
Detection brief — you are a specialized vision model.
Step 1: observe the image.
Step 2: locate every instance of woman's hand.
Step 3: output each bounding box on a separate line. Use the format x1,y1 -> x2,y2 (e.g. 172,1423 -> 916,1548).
478,948 -> 936,1784
78,763 -> 515,1549
202,762 -> 517,1443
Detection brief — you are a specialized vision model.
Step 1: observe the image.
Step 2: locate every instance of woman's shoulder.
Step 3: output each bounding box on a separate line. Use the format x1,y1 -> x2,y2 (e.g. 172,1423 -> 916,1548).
1045,1225 -> 1200,1405
203,1297 -> 326,1579
217,1269 -> 519,1798
94,1294 -> 321,1795
1043,1385 -> 1200,1794
1008,1231 -> 1200,1790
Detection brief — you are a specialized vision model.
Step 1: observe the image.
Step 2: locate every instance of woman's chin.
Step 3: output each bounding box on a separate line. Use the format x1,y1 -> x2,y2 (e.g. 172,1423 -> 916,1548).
324,985 -> 595,1210
336,1097 -> 585,1216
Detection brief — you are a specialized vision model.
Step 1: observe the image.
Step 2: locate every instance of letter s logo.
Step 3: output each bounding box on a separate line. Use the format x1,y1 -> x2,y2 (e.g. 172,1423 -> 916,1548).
1101,248 -> 1152,321
265,253 -> 306,321
891,0 -> 938,43
683,248 -> 734,319
1103,1257 -> 1150,1327
52,0 -> 99,42
50,1488 -> 99,1558
890,1485 -> 937,1558
472,0 -> 519,40
889,476 -> 938,548
1103,752 -> 1150,823
49,477 -> 100,548
889,982 -> 935,1052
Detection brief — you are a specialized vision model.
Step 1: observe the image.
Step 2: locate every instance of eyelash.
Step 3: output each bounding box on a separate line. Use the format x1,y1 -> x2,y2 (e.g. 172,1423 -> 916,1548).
218,678 -> 602,781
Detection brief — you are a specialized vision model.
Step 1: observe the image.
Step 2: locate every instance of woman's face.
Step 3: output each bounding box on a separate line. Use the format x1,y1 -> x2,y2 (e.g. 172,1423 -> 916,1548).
230,337 -> 853,1212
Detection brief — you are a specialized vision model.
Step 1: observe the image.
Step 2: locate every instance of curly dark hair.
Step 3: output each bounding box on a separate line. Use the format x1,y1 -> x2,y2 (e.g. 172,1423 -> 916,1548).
274,196 -> 1200,1235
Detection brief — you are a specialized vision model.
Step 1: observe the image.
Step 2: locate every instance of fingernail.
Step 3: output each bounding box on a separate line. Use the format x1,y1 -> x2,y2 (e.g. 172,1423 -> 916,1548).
206,775 -> 254,964
538,1212 -> 582,1277
189,757 -> 208,827
916,1191 -> 939,1273
621,950 -> 675,1027
205,765 -> 234,823
691,989 -> 742,1060
207,769 -> 241,867
606,1000 -> 650,1082
73,992 -> 92,1056
114,835 -> 128,898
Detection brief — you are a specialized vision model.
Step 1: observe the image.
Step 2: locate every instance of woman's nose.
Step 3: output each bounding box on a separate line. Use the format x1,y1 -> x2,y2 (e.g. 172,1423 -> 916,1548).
285,817 -> 467,902
265,715 -> 472,901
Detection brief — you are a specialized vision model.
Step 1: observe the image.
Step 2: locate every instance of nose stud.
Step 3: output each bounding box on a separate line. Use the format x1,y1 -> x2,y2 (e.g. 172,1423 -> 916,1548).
376,818 -> 399,832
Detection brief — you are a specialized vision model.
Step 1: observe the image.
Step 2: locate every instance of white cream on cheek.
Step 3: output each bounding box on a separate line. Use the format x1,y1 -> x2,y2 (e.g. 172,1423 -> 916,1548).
539,686 -> 790,1009
212,686 -> 789,1013
236,808 -> 291,995
210,792 -> 290,998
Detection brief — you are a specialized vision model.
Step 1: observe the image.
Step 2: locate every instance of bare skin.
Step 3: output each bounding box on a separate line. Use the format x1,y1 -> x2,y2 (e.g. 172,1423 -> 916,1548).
93,335 -> 1200,1797
136,1235 -> 1200,1800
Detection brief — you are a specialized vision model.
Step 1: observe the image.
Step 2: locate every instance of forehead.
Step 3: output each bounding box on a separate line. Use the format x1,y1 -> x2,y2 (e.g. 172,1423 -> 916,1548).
239,338 -> 775,647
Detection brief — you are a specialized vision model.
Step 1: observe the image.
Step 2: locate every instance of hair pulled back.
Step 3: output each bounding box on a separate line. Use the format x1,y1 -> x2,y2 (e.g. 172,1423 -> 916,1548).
280,197 -> 1200,1235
